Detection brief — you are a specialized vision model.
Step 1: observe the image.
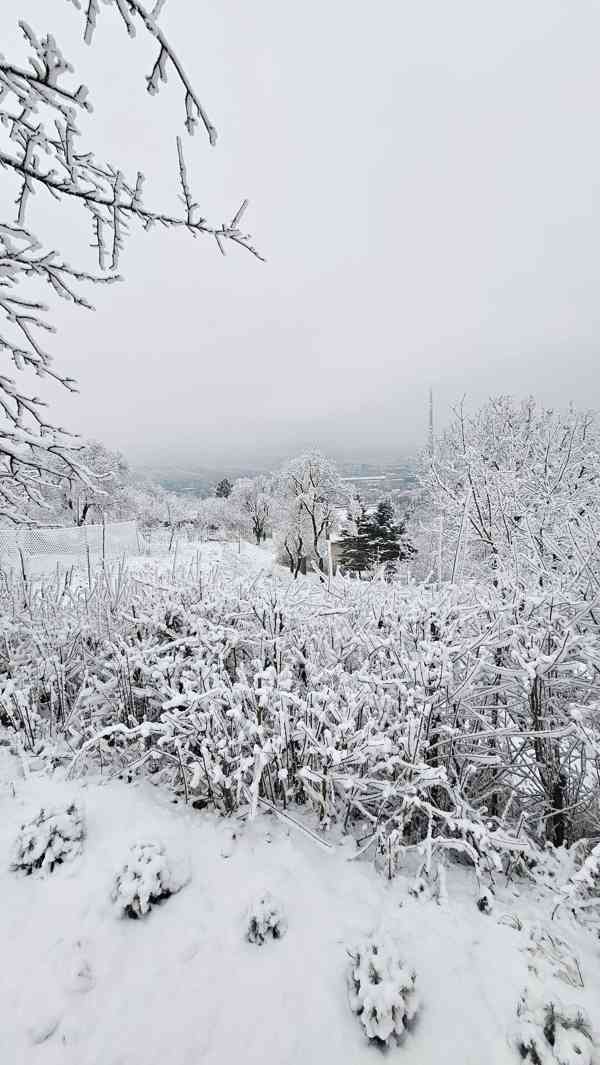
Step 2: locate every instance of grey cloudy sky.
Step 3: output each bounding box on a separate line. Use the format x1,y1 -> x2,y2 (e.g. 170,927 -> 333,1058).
3,0 -> 600,466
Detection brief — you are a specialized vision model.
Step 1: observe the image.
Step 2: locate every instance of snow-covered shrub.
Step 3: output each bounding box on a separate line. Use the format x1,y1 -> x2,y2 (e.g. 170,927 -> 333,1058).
245,892 -> 287,945
111,842 -> 186,918
0,680 -> 43,750
408,858 -> 448,905
2,531 -> 600,877
525,926 -> 585,989
477,890 -> 493,914
10,803 -> 84,875
554,841 -> 600,919
347,937 -> 419,1046
516,991 -> 596,1064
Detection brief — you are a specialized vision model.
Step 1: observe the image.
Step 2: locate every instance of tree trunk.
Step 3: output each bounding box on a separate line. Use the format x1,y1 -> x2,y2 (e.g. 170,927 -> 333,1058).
77,502 -> 90,527
529,676 -> 567,844
548,771 -> 568,847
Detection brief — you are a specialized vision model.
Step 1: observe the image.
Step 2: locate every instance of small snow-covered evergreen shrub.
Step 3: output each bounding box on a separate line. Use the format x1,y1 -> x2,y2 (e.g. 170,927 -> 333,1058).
347,937 -> 419,1046
477,889 -> 494,914
245,892 -> 287,945
11,802 -> 84,875
516,991 -> 596,1064
111,841 -> 186,918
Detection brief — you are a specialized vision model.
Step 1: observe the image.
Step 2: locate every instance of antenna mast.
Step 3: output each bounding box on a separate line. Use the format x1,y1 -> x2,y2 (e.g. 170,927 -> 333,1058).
428,386 -> 434,457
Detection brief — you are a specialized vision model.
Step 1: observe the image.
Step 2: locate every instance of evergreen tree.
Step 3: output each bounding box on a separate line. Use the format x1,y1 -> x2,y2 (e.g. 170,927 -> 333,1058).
339,499 -> 415,577
338,505 -> 373,574
215,478 -> 233,499
369,499 -> 416,577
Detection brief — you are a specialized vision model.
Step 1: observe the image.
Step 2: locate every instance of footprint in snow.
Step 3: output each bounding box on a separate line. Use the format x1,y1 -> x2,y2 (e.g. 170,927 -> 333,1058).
28,1011 -> 62,1045
66,955 -> 95,994
180,940 -> 202,963
220,830 -> 238,858
53,937 -> 95,994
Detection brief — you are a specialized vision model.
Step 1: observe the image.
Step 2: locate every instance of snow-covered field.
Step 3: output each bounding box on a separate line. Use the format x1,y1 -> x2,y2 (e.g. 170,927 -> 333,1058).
1,738 -> 599,1065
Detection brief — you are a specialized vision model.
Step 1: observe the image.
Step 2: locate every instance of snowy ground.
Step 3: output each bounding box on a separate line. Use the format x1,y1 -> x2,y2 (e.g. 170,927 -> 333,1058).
1,738 -> 599,1065
3,537 -> 281,582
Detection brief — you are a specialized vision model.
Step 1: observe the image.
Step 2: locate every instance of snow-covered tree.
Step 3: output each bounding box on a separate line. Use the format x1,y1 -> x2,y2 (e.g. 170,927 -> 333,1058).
52,440 -> 130,525
215,478 -> 233,499
338,498 -> 415,578
337,501 -> 373,575
121,481 -> 197,544
195,495 -> 245,541
420,396 -> 600,585
230,475 -> 274,544
272,495 -> 311,577
121,482 -> 166,531
0,4 -> 260,522
277,452 -> 345,572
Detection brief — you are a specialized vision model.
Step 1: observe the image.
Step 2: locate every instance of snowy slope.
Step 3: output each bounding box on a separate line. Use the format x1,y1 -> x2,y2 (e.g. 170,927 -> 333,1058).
10,536 -> 280,582
1,742 -> 599,1065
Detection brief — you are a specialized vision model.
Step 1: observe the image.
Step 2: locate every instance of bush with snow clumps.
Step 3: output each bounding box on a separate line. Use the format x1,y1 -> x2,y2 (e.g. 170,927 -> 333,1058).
245,892 -> 287,944
11,803 -> 84,875
516,991 -> 596,1064
555,841 -> 600,917
347,937 -> 419,1046
111,841 -> 186,918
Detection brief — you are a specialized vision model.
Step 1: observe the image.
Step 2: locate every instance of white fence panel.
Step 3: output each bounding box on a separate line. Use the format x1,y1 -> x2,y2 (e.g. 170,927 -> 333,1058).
0,520 -> 139,563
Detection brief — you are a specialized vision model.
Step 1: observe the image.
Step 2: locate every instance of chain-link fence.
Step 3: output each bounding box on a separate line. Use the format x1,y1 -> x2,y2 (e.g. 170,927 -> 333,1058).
0,520 -> 140,568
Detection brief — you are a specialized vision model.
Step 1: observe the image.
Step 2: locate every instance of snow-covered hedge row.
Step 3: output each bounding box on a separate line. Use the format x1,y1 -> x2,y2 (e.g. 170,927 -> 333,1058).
1,553 -> 599,870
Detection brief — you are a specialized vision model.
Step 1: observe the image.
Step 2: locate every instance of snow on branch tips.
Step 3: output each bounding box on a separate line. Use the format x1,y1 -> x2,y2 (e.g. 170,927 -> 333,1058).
0,2 -> 261,520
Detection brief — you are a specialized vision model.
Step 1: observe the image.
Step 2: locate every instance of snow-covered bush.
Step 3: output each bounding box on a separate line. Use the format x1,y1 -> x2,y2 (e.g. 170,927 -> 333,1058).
477,890 -> 494,914
1,515 -> 600,879
11,803 -> 84,875
347,937 -> 419,1046
516,992 -> 596,1064
245,892 -> 287,945
111,842 -> 186,919
554,841 -> 600,919
525,926 -> 585,989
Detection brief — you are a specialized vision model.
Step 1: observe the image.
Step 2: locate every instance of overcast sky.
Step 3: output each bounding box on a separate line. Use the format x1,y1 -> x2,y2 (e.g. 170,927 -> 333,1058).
3,1 -> 600,467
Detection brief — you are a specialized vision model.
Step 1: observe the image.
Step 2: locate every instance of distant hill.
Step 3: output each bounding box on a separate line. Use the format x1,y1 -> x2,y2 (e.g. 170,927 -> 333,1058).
134,454 -> 418,500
